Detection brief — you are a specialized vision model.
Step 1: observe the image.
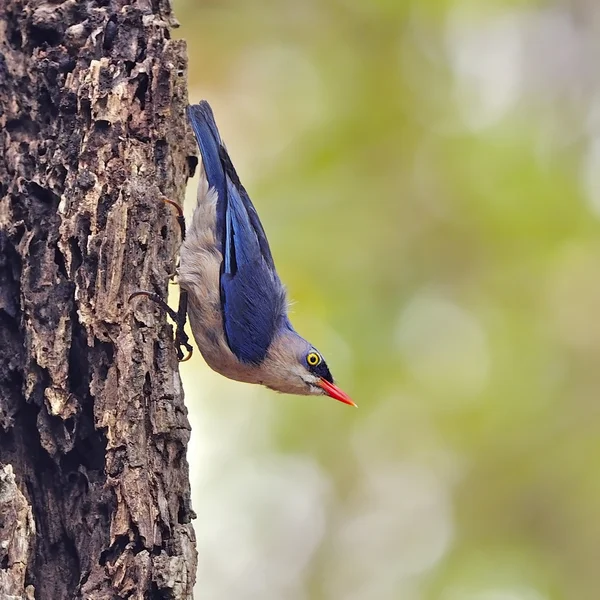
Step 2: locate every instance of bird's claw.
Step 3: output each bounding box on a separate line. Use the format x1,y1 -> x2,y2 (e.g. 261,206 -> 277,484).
161,197 -> 186,241
175,328 -> 194,362
129,290 -> 193,363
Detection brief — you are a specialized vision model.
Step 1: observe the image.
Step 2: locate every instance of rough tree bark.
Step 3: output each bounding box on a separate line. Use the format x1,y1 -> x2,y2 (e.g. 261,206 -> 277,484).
0,1 -> 198,598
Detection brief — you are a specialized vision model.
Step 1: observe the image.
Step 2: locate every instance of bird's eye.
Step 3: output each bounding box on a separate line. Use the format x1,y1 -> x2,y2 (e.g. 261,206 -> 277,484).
306,352 -> 321,367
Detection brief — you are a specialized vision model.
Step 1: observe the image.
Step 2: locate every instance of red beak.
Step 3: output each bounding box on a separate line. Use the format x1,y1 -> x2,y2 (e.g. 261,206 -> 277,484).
318,378 -> 357,407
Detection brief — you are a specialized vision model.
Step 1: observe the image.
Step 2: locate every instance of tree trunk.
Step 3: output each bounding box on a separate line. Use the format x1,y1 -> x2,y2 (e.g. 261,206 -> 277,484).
0,1 -> 198,598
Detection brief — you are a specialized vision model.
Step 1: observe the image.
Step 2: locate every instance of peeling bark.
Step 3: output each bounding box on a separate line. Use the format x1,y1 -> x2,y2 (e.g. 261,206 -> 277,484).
0,1 -> 198,598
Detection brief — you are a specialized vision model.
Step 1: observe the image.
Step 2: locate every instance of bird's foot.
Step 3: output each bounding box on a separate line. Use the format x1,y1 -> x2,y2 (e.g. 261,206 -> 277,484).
175,328 -> 193,362
129,290 -> 193,362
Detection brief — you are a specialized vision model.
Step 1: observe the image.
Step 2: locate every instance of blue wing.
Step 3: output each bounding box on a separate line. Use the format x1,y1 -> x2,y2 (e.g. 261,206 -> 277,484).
187,103 -> 227,237
187,102 -> 287,364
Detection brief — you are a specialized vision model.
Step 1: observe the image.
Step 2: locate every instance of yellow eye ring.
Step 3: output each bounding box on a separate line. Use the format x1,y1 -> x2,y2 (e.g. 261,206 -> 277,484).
307,352 -> 321,367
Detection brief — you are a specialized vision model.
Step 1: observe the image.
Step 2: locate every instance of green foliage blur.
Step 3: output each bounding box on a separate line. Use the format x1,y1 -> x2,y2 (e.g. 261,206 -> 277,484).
173,1 -> 600,598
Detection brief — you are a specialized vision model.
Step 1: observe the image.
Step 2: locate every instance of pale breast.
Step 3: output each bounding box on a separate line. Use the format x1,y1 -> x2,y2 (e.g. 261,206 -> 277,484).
178,179 -> 260,384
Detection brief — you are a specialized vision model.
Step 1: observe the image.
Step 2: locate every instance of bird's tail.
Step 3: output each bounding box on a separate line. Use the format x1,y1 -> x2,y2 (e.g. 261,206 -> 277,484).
187,102 -> 226,203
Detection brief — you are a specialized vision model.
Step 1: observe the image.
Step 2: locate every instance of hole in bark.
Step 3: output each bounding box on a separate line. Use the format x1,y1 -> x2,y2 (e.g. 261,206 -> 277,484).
134,73 -> 149,110
94,119 -> 111,132
68,236 -> 83,273
102,15 -> 118,51
99,538 -> 123,566
7,23 -> 22,49
67,310 -> 95,411
39,87 -> 59,119
54,246 -> 68,279
80,98 -> 92,128
6,116 -> 40,135
60,372 -> 107,472
124,61 -> 135,76
143,372 -> 151,397
64,416 -> 76,435
1,554 -> 8,569
29,24 -> 63,48
27,181 -> 59,206
61,427 -> 106,473
159,524 -> 171,543
160,225 -> 168,239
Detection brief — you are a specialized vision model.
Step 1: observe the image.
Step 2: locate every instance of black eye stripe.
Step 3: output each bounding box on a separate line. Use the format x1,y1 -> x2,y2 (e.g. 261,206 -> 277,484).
305,351 -> 333,383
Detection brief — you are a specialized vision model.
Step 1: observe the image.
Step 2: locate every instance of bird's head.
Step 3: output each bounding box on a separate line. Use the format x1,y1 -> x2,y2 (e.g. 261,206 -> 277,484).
261,328 -> 356,407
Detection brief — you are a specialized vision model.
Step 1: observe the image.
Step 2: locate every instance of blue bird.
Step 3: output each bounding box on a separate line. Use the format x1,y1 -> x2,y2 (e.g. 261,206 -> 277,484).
135,102 -> 354,407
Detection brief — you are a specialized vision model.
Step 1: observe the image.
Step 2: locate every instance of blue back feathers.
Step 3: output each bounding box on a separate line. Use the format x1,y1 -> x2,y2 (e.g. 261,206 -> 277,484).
187,102 -> 287,365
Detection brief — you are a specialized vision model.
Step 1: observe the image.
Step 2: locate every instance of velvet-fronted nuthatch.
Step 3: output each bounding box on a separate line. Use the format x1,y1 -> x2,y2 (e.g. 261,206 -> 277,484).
133,102 -> 355,407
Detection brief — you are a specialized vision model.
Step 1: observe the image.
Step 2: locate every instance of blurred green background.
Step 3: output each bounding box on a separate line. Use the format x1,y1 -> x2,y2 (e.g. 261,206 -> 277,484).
172,1 -> 600,598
